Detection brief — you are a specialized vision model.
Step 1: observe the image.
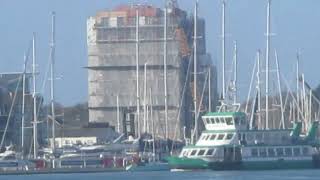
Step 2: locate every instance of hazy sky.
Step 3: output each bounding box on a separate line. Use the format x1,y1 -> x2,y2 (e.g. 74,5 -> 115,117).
0,0 -> 319,106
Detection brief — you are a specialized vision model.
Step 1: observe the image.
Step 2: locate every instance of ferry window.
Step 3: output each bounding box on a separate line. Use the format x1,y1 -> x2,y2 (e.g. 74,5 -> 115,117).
201,135 -> 207,140
293,148 -> 300,156
226,134 -> 234,140
240,117 -> 246,125
198,150 -> 206,156
226,117 -> 233,125
252,148 -> 258,157
285,148 -> 292,156
268,148 -> 275,157
210,134 -> 216,140
206,135 -> 211,140
302,147 -> 309,155
234,117 -> 240,125
220,117 -> 225,124
259,148 -> 267,157
206,149 -> 214,156
190,150 -> 197,156
210,118 -> 215,124
182,150 -> 188,156
216,118 -> 220,124
217,134 -> 225,140
276,148 -> 284,156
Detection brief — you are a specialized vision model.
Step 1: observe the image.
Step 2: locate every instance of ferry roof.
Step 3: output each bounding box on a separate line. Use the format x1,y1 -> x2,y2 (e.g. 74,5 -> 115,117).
203,111 -> 246,117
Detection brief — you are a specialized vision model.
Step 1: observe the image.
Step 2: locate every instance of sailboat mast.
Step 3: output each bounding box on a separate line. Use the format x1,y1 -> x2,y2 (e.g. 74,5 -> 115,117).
193,0 -> 198,143
222,0 -> 226,100
296,51 -> 300,122
275,50 -> 285,129
136,9 -> 141,138
150,88 -> 155,162
265,0 -> 271,129
208,66 -> 211,112
116,95 -> 120,133
50,11 -> 56,152
257,50 -> 262,129
32,33 -> 38,158
143,63 -> 147,133
233,41 -> 238,105
21,52 -> 27,156
163,6 -> 168,140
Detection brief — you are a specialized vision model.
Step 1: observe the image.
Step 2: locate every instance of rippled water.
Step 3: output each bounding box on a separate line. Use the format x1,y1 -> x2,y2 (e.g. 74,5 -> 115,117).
0,170 -> 319,180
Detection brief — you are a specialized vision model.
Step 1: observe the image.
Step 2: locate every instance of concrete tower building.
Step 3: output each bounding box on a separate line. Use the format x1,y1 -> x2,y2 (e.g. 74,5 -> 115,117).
86,3 -> 217,140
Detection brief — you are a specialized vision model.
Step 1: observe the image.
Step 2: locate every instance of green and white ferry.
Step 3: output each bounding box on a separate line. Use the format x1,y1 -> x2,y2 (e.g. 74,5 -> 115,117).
167,111 -> 320,170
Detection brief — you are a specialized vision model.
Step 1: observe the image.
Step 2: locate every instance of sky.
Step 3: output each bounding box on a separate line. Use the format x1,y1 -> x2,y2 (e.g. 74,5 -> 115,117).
0,0 -> 319,106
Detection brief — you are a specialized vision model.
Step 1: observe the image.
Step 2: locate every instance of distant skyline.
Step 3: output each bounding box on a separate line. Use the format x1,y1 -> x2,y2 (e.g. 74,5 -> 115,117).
0,0 -> 319,106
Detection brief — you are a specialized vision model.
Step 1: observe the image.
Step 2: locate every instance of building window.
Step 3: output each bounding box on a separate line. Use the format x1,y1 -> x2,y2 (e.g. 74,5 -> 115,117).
217,134 -> 225,140
268,148 -> 275,157
252,148 -> 258,157
210,134 -> 216,140
226,134 -> 234,140
276,148 -> 284,156
206,149 -> 214,156
285,148 -> 292,156
198,150 -> 206,156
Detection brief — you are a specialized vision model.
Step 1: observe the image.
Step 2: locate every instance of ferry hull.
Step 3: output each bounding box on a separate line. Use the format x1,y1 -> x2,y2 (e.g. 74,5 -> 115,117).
168,157 -> 320,171
166,157 -> 208,170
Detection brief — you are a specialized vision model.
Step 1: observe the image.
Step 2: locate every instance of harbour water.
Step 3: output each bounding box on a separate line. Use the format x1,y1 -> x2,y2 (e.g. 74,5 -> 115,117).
0,170 -> 319,180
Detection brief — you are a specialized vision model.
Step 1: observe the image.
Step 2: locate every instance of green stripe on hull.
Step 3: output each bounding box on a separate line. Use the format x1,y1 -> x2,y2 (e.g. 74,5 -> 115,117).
166,156 -> 208,170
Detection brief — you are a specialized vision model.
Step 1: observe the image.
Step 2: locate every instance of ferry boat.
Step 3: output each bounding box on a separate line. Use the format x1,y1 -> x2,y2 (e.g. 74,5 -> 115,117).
167,111 -> 320,170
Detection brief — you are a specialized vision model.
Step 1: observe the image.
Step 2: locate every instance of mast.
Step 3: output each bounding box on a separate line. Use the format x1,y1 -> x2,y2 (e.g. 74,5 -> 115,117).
116,95 -> 120,133
296,51 -> 300,122
50,11 -> 56,152
275,50 -> 285,129
208,66 -> 211,112
150,88 -> 155,162
193,0 -> 198,143
164,6 -> 169,140
136,9 -> 141,138
222,0 -> 226,101
257,50 -> 262,129
143,63 -> 147,133
265,0 -> 271,129
233,41 -> 238,105
21,52 -> 27,156
32,33 -> 38,158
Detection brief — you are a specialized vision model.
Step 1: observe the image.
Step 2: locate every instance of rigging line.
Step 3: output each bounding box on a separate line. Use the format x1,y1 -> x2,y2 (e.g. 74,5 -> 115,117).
191,68 -> 209,141
171,55 -> 193,147
245,56 -> 257,114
